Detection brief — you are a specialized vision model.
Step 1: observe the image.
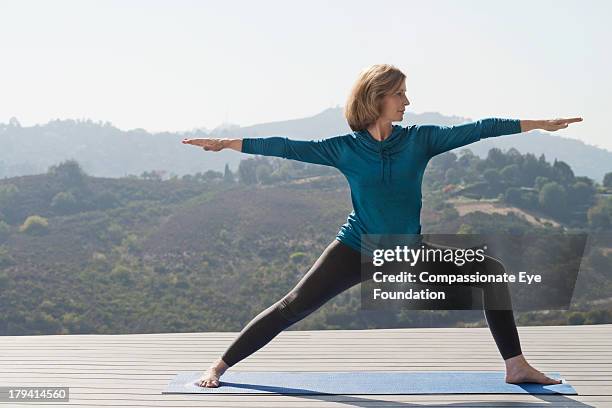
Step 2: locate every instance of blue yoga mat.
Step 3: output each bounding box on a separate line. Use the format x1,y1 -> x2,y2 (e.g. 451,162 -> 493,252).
162,370 -> 576,395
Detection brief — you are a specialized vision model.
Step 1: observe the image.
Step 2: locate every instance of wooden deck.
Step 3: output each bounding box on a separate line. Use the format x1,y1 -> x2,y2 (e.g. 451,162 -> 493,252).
1,324 -> 611,407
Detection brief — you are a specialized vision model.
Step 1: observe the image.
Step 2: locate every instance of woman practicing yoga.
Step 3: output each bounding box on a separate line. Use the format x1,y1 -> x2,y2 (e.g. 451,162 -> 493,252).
182,64 -> 582,388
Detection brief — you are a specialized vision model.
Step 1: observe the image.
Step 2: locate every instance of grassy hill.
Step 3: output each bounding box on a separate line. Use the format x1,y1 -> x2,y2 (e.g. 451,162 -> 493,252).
0,148 -> 611,336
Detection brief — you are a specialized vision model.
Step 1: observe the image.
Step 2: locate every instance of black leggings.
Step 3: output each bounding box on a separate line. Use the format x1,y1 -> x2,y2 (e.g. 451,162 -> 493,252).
221,239 -> 522,367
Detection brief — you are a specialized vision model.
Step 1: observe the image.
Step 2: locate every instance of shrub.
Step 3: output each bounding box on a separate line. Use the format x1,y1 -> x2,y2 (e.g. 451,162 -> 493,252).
50,191 -> 79,214
19,215 -> 49,235
110,264 -> 133,284
0,184 -> 19,208
289,252 -> 308,263
567,311 -> 585,325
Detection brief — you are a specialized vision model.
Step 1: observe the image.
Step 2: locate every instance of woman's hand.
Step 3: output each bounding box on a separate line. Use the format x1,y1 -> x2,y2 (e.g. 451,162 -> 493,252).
181,138 -> 227,151
540,117 -> 583,131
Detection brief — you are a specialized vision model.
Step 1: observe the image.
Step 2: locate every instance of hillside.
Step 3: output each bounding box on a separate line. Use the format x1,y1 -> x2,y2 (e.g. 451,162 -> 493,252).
0,148 -> 611,336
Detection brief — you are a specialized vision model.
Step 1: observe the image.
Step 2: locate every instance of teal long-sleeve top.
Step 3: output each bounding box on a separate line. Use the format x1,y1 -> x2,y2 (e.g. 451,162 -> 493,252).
240,118 -> 522,256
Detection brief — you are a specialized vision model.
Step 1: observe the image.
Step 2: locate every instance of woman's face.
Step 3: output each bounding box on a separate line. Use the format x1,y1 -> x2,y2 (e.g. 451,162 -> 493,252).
380,81 -> 410,122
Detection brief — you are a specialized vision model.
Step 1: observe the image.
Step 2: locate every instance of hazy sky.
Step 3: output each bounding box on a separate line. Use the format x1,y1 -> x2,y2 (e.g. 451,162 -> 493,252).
1,0 -> 610,150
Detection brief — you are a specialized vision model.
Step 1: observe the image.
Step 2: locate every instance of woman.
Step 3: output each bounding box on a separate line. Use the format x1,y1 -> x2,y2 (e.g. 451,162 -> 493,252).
182,64 -> 582,388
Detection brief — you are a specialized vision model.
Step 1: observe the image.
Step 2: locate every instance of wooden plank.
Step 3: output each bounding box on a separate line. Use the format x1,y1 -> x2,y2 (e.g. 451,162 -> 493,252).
1,360 -> 611,371
0,349 -> 609,355
0,373 -> 609,385
3,358 -> 611,365
2,331 -> 609,339
4,336 -> 605,342
0,367 -> 608,377
0,324 -> 609,407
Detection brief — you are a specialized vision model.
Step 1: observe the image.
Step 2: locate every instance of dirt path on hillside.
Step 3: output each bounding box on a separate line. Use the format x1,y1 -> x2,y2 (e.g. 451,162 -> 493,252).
449,198 -> 562,228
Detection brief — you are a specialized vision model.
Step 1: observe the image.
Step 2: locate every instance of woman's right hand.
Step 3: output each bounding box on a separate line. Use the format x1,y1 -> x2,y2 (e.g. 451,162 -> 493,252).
540,117 -> 583,131
181,138 -> 227,151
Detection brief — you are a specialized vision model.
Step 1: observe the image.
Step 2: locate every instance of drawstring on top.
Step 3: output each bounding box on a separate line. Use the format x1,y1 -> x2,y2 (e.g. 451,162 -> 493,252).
380,147 -> 391,183
356,124 -> 403,184
380,150 -> 384,182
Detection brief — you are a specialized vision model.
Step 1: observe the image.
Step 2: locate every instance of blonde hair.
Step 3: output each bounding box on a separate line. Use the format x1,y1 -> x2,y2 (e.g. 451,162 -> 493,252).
344,64 -> 406,132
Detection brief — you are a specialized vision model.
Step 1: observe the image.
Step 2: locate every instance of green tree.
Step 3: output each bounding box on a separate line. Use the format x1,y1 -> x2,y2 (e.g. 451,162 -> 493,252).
238,159 -> 258,185
444,168 -> 460,184
587,197 -> 612,231
110,264 -> 133,285
504,187 -> 522,206
539,182 -> 567,218
552,159 -> 575,185
223,163 -> 234,183
485,148 -> 507,168
567,181 -> 596,208
93,191 -> 120,210
483,168 -> 501,186
140,171 -> 162,181
47,159 -> 87,189
534,176 -> 550,190
0,184 -> 19,209
256,163 -> 273,184
603,172 -> 612,188
50,191 -> 79,214
500,164 -> 521,186
0,245 -> 16,268
519,153 -> 540,186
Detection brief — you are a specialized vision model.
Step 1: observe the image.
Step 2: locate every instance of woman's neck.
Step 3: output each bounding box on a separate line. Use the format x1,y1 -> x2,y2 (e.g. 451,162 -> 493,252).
367,121 -> 393,141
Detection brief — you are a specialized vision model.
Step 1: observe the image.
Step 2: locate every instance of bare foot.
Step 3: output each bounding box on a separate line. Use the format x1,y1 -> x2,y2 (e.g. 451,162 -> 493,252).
196,358 -> 229,388
505,354 -> 562,385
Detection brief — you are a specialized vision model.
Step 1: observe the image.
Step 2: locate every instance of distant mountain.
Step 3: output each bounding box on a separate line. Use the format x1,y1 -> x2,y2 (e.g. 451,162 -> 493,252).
1,109 -> 610,182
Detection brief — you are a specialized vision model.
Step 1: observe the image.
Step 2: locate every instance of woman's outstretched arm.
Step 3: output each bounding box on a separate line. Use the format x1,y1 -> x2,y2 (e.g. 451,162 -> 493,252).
182,135 -> 344,168
418,117 -> 582,158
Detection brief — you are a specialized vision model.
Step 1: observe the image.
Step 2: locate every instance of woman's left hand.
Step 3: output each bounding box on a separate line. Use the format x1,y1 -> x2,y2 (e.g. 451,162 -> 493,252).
541,117 -> 583,131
